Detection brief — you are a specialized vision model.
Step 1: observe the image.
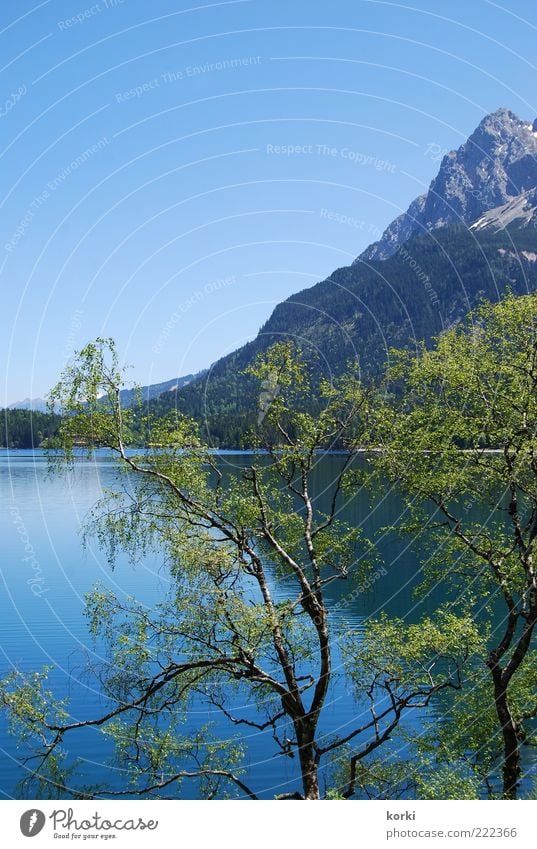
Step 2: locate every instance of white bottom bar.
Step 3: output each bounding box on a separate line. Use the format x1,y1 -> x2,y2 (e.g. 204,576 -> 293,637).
3,799 -> 535,848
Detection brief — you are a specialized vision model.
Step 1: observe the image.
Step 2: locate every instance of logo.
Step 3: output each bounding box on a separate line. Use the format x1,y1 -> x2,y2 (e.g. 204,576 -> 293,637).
257,371 -> 281,424
20,809 -> 46,837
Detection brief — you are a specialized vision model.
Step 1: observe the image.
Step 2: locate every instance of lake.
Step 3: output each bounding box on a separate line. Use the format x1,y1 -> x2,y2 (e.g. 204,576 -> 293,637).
0,449 -> 530,799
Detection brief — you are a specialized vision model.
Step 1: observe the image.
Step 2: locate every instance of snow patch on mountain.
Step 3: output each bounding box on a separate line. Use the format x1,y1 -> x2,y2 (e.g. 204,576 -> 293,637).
471,189 -> 537,232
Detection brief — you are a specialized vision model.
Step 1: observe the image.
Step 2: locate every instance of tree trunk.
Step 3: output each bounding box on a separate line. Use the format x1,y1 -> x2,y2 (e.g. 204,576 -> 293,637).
299,748 -> 320,799
296,724 -> 320,799
491,669 -> 521,800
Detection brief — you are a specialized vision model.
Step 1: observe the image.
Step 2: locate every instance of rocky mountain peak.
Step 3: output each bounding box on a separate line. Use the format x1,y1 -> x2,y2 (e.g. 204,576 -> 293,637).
359,108 -> 537,262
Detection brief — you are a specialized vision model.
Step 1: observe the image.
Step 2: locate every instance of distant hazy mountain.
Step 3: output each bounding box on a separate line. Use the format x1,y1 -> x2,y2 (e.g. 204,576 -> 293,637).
360,108 -> 537,261
9,376 -> 203,413
118,373 -> 203,408
8,398 -> 48,412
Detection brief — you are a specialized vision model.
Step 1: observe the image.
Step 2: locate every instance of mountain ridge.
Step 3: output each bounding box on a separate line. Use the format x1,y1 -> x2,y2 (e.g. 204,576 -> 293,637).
131,108 -> 537,444
22,108 -> 537,439
150,218 -> 537,445
7,398 -> 48,413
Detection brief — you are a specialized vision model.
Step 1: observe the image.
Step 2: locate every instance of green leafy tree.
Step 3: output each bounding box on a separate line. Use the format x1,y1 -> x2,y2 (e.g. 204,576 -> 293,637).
0,339 -> 476,800
374,293 -> 537,799
1,408 -> 60,448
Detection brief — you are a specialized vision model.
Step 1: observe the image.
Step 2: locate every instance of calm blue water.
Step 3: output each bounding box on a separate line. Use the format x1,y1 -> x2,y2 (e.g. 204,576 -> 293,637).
0,449 -> 529,798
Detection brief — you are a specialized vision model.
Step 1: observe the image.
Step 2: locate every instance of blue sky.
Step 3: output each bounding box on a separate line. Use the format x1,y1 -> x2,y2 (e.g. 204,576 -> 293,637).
1,0 -> 537,403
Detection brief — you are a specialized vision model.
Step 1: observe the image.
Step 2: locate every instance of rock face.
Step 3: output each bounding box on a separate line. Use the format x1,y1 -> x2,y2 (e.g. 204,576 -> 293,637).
470,187 -> 537,233
359,108 -> 537,261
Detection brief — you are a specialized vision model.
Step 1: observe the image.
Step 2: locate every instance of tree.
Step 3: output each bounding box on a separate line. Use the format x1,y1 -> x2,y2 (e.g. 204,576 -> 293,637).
374,293 -> 537,799
0,339 -> 476,800
0,408 -> 60,448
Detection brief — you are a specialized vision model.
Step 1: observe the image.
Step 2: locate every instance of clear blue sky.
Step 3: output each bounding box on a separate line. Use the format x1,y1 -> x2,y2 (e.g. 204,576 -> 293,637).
1,0 -> 537,404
